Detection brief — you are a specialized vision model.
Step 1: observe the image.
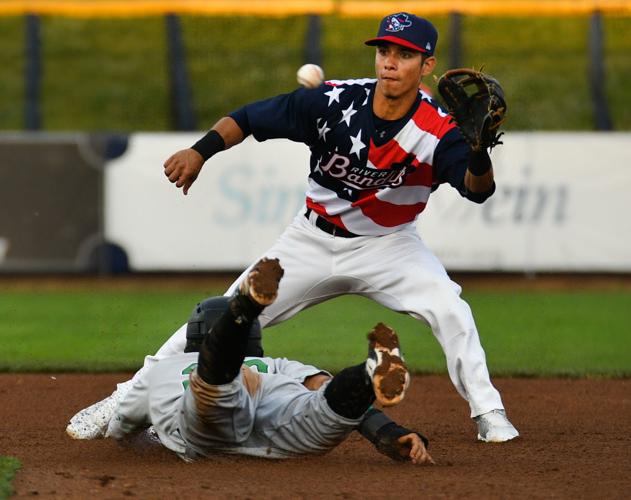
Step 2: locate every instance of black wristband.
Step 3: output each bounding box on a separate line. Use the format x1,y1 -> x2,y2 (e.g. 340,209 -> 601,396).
359,408 -> 393,443
377,423 -> 429,449
359,409 -> 429,449
191,130 -> 225,161
468,149 -> 492,176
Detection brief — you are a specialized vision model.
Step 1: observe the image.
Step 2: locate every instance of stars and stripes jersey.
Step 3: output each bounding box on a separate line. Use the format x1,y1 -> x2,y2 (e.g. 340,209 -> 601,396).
229,79 -> 493,236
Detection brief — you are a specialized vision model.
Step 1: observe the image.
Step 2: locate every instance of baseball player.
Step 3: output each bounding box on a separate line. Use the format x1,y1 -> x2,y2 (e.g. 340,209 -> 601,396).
68,275 -> 425,462
106,258 -> 434,464
68,12 -> 518,443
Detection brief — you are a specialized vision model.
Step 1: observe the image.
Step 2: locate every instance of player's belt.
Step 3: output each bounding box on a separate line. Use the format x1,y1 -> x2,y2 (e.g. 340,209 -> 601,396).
304,208 -> 359,238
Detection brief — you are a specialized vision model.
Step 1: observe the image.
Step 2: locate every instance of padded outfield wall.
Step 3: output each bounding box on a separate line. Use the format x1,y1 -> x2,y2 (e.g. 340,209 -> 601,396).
1,132 -> 629,273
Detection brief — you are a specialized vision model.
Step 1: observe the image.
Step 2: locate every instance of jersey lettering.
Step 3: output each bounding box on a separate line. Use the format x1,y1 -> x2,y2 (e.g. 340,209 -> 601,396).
181,362 -> 197,390
320,153 -> 350,178
179,360 -> 269,390
243,359 -> 269,373
316,152 -> 416,191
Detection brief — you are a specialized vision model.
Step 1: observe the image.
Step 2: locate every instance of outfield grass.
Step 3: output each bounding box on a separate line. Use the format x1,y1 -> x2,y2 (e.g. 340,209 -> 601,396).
0,14 -> 630,131
41,17 -> 170,131
0,17 -> 25,130
0,456 -> 20,500
0,287 -> 629,376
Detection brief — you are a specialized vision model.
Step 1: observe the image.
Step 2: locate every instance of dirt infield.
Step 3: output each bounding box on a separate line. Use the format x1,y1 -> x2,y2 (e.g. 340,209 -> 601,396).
3,373 -> 630,499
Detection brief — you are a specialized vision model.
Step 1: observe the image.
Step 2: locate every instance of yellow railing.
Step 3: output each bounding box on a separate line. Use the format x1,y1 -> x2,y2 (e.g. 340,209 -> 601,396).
0,0 -> 630,17
341,1 -> 631,16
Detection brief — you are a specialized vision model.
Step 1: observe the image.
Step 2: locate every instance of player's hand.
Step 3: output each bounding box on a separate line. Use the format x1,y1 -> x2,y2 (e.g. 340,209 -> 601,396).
397,433 -> 435,465
163,148 -> 204,195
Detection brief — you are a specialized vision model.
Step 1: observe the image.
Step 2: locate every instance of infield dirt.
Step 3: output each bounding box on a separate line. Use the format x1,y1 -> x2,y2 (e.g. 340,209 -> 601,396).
2,373 -> 630,499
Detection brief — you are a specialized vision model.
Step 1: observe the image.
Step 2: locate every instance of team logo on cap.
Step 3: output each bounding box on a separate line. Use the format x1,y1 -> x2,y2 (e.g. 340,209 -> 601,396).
385,13 -> 412,33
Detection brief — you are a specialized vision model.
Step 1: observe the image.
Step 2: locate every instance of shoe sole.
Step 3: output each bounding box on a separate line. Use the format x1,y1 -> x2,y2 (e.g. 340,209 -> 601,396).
66,411 -> 107,440
368,323 -> 409,407
242,258 -> 284,306
477,428 -> 520,443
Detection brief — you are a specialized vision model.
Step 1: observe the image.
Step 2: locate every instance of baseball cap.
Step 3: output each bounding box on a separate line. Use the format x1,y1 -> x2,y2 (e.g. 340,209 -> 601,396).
365,12 -> 438,56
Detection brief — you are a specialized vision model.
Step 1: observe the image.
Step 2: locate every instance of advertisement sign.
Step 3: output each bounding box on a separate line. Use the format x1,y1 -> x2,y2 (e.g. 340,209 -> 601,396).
105,132 -> 631,272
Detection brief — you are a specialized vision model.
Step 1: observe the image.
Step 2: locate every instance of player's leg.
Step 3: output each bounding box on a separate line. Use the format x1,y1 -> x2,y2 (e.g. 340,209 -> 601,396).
224,212 -> 351,328
66,321 -> 194,439
66,260 -> 280,440
196,257 -> 283,385
325,322 -> 409,416
261,323 -> 410,457
345,226 -> 518,442
178,259 -> 284,458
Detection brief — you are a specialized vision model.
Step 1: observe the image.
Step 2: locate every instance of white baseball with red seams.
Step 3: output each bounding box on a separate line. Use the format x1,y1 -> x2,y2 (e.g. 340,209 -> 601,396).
296,64 -> 325,89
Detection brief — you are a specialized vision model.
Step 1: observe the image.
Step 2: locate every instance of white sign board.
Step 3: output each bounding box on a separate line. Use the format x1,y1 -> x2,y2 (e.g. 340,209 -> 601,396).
105,132 -> 631,272
105,134 -> 309,270
419,133 -> 631,271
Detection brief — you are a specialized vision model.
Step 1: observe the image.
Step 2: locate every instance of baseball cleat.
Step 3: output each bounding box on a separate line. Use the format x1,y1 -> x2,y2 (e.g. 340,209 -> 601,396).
239,258 -> 284,306
66,395 -> 119,439
474,409 -> 519,442
365,323 -> 410,407
66,381 -> 133,440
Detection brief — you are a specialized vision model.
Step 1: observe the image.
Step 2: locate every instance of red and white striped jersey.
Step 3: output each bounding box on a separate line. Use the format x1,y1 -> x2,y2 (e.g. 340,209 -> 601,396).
230,78 -> 478,236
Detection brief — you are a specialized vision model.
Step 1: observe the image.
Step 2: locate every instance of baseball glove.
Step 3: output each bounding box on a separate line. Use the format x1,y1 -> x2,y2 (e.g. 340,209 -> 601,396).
437,68 -> 507,151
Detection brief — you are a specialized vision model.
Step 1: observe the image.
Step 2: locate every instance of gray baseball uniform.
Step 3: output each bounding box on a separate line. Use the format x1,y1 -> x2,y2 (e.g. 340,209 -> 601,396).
106,353 -> 362,461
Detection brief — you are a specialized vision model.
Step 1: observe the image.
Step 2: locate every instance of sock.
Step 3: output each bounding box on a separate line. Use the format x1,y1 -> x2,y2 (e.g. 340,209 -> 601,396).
324,362 -> 375,419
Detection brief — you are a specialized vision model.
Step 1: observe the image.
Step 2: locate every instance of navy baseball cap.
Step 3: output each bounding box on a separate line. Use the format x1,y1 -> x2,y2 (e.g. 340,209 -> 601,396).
365,12 -> 438,56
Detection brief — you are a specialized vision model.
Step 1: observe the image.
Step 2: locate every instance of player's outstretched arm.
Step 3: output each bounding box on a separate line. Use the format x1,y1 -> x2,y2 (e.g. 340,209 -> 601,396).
163,116 -> 245,195
358,408 -> 434,465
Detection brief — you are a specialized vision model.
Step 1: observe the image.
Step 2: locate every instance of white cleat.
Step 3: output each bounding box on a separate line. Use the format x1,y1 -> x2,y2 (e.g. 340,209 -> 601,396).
475,409 -> 519,442
66,381 -> 133,440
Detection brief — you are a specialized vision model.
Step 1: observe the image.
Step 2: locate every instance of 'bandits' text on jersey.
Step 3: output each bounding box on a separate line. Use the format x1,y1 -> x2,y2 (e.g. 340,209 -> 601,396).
230,79 -> 494,236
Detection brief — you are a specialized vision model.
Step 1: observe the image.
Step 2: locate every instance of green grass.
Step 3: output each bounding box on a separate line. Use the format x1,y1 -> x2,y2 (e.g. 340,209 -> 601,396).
0,457 -> 21,500
605,16 -> 631,129
0,287 -> 629,376
181,16 -> 307,125
461,17 -> 594,130
41,17 -> 170,130
0,16 -> 25,130
0,14 -> 630,130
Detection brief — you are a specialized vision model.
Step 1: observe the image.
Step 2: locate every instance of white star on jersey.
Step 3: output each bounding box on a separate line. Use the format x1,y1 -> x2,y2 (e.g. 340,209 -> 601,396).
349,130 -> 366,158
324,86 -> 344,106
340,103 -> 357,127
317,120 -> 331,141
314,156 -> 323,174
362,88 -> 370,106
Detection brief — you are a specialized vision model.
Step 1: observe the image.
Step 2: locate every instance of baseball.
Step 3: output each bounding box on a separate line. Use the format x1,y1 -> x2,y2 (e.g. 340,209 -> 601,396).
296,63 -> 324,88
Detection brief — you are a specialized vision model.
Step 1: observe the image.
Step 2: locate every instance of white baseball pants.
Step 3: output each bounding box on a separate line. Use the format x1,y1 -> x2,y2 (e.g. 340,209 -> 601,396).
139,211 -> 504,417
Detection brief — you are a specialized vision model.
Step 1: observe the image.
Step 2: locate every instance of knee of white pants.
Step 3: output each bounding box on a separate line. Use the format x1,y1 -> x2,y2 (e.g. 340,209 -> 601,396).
412,282 -> 476,341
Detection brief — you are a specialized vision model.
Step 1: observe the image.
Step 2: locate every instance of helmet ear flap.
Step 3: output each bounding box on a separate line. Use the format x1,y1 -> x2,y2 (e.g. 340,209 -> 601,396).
184,296 -> 264,356
184,296 -> 230,353
245,318 -> 263,357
